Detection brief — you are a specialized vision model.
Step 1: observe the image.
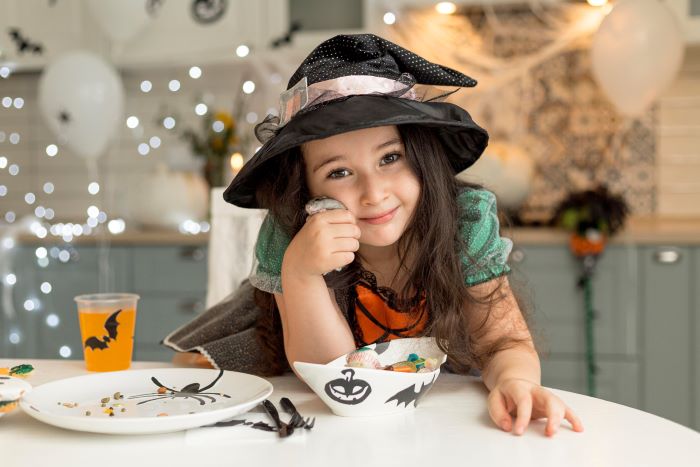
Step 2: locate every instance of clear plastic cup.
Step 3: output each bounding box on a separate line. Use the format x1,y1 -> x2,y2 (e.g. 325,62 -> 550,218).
74,293 -> 140,372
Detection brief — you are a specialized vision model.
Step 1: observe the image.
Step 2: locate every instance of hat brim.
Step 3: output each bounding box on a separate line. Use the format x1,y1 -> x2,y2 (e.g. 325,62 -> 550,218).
223,94 -> 488,208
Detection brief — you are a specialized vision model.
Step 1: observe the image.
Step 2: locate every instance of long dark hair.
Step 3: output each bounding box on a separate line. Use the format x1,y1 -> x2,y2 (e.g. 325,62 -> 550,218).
253,124 -> 535,375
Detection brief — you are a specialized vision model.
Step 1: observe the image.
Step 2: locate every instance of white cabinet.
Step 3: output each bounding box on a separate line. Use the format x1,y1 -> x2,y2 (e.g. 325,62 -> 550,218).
0,0 -> 102,71
0,0 -> 288,71
111,1 -> 282,68
666,0 -> 700,44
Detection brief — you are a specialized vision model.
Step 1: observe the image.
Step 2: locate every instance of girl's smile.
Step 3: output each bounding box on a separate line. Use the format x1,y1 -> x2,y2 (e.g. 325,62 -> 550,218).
359,206 -> 399,225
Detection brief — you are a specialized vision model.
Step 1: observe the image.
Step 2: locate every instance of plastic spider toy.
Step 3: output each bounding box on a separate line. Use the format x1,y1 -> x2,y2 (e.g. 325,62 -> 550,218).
127,370 -> 231,406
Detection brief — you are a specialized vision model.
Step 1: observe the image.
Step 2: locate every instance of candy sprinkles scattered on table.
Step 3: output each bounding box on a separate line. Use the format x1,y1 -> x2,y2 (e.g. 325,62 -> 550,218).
345,347 -> 440,373
56,390 -> 129,417
51,370 -> 232,418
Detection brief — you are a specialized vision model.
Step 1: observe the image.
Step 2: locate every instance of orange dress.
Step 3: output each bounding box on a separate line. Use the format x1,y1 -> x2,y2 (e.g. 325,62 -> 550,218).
352,276 -> 429,346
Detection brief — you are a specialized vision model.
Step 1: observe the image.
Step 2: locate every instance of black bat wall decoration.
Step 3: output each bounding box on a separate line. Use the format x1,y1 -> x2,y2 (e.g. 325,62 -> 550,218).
84,309 -> 122,350
7,28 -> 43,55
385,374 -> 437,408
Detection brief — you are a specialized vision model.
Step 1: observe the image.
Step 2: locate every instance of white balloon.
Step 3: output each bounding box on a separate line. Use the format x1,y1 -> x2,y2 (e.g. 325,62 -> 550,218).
86,0 -> 151,43
38,51 -> 124,161
591,0 -> 684,117
456,142 -> 534,210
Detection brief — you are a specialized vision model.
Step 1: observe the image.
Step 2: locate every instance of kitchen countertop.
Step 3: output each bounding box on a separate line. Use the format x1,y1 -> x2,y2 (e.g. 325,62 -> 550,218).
12,216 -> 700,246
506,216 -> 700,246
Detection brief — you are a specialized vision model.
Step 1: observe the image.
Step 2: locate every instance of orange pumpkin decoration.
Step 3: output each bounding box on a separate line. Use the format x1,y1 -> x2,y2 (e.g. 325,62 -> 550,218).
569,233 -> 606,257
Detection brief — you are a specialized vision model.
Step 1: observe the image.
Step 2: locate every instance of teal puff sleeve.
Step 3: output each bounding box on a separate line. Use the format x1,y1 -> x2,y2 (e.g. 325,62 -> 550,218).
458,189 -> 513,287
248,213 -> 291,294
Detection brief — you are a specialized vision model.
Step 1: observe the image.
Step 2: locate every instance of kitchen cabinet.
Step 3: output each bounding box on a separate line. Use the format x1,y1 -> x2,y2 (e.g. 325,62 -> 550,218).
0,0 -> 288,71
513,245 -> 641,409
640,246 -> 694,428
0,0 -> 105,71
694,249 -> 700,433
512,245 -> 639,358
515,243 -> 698,431
110,1 -> 280,69
0,244 -> 207,364
541,359 -> 640,409
130,246 -> 208,362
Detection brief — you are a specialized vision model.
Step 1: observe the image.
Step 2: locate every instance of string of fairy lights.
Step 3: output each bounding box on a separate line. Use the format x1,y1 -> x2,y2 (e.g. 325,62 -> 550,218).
0,41 -> 268,356
1,0 -> 612,357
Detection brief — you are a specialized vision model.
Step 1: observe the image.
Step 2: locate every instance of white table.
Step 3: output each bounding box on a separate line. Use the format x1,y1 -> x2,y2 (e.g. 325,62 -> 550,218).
1,359 -> 698,467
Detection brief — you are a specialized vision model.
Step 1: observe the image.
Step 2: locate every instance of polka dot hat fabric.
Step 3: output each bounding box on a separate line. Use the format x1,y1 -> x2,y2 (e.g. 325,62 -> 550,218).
287,34 -> 477,89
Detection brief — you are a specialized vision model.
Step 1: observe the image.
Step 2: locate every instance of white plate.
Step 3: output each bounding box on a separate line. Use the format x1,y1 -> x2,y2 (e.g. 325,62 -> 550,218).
20,368 -> 273,435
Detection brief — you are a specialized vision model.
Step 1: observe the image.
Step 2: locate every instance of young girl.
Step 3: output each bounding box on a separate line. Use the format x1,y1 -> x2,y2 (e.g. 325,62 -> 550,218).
173,34 -> 583,437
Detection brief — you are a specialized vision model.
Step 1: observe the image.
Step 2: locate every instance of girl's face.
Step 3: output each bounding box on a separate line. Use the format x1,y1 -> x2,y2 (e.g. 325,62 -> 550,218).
302,125 -> 421,249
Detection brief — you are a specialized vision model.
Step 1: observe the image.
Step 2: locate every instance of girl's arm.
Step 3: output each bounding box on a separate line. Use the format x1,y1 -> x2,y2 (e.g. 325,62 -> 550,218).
467,276 -> 540,390
467,276 -> 584,436
274,209 -> 360,371
274,280 -> 355,370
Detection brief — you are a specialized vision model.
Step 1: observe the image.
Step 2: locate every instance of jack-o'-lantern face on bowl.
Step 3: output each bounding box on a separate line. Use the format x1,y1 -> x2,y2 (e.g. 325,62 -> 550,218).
324,369 -> 371,405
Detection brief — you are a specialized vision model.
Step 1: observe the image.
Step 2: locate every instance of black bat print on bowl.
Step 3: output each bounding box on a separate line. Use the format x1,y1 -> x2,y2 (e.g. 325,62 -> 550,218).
84,309 -> 121,351
324,369 -> 372,405
128,370 -> 231,406
385,374 -> 437,408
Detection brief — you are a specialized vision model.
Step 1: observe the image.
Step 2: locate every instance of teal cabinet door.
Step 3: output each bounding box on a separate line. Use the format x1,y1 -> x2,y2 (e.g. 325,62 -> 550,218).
1,245 -> 128,360
133,295 -> 205,362
131,246 -> 208,362
694,248 -> 700,432
640,246 -> 692,428
541,358 -> 640,409
1,246 -> 42,358
513,245 -> 639,358
131,246 -> 207,293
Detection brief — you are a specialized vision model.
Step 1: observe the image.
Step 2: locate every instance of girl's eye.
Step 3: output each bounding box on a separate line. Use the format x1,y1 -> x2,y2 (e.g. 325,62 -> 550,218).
381,153 -> 402,165
327,168 -> 350,179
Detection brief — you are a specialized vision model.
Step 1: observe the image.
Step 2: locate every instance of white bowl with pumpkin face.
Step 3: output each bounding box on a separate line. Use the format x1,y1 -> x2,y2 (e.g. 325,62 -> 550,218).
293,337 -> 447,417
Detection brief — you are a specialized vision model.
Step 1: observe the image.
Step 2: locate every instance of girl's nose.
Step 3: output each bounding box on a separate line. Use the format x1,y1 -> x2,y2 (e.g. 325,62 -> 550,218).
359,174 -> 389,206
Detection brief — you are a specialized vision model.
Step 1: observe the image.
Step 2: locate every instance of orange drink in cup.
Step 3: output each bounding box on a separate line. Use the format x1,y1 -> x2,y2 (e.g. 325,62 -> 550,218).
74,293 -> 140,372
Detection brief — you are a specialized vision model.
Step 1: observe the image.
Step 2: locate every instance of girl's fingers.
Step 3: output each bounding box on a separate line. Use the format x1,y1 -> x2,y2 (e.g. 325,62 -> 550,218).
513,395 -> 533,435
331,251 -> 355,266
327,223 -> 361,239
565,405 -> 585,432
543,395 -> 565,437
487,390 -> 512,432
318,209 -> 356,224
332,238 -> 360,253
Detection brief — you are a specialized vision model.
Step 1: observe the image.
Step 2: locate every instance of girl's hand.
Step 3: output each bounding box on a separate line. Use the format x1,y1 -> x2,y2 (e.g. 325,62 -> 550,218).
283,209 -> 361,278
487,377 -> 584,437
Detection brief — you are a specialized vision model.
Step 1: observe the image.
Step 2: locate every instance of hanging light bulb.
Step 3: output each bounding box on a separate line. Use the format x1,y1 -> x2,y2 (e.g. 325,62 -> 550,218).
435,2 -> 456,15
230,152 -> 244,173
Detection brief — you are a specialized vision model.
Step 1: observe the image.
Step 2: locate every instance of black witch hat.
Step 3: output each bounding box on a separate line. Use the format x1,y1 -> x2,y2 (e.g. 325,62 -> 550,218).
224,34 -> 489,209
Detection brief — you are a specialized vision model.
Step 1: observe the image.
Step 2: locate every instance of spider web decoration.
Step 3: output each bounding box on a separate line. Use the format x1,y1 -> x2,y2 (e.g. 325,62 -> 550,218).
388,3 -> 656,224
